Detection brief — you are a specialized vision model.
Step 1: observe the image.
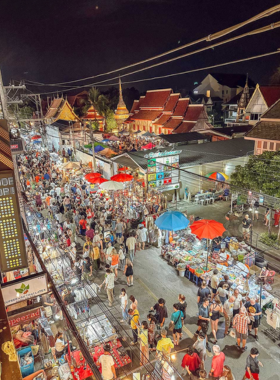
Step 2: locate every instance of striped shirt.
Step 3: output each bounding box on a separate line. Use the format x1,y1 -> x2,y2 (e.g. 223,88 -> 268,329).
233,313 -> 250,334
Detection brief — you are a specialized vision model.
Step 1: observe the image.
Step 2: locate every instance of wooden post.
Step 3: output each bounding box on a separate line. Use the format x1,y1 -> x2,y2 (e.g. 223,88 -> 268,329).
0,284 -> 23,380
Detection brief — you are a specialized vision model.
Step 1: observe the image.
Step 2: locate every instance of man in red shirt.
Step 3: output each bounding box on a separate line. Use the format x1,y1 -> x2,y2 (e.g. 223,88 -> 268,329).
79,217 -> 87,236
35,175 -> 40,183
85,225 -> 94,241
181,347 -> 201,376
209,345 -> 225,379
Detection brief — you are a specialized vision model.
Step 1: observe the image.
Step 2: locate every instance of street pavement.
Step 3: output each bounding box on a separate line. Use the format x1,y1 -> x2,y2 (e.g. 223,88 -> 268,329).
92,245 -> 280,379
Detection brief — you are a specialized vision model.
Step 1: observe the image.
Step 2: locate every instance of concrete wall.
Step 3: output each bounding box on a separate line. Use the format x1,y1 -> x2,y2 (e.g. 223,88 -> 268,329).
75,150 -> 113,179
46,125 -> 60,151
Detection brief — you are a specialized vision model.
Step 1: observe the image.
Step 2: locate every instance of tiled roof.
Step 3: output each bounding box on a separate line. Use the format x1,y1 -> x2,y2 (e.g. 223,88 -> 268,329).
162,118 -> 182,130
140,89 -> 172,109
208,125 -> 252,136
184,105 -> 205,121
130,110 -> 162,121
45,98 -> 64,119
153,115 -> 171,126
173,121 -> 196,133
246,121 -> 280,141
261,98 -> 280,119
160,132 -> 207,143
130,100 -> 140,114
164,94 -> 180,113
173,98 -> 190,117
260,86 -> 280,108
82,105 -> 104,120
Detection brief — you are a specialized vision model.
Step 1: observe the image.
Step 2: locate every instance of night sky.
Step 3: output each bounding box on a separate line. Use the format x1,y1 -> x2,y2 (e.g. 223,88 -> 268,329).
1,0 -> 280,95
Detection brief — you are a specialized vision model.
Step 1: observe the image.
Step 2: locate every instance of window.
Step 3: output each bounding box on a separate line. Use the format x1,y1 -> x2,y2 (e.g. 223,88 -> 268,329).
257,141 -> 262,149
206,90 -> 211,97
270,142 -> 275,151
222,90 -> 224,95
276,143 -> 280,151
250,113 -> 260,121
263,141 -> 267,150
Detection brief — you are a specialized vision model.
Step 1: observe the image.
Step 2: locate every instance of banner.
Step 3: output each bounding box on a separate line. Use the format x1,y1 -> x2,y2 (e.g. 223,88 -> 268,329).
8,307 -> 41,327
2,274 -> 48,306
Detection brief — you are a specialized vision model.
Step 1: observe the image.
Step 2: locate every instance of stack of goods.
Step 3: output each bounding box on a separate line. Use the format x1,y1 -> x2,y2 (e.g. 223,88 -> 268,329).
92,340 -> 132,369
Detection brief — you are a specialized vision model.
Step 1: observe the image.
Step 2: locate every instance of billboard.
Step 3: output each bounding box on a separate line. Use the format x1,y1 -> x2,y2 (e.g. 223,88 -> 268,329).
146,150 -> 181,191
0,171 -> 28,272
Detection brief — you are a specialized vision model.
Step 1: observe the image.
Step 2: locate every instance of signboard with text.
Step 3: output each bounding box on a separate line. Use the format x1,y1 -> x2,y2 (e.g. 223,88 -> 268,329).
0,170 -> 27,272
146,150 -> 181,190
8,307 -> 41,327
2,273 -> 48,306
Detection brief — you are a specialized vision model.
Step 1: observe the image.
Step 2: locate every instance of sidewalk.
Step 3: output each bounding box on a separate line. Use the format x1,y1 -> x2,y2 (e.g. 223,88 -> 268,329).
167,199 -> 280,270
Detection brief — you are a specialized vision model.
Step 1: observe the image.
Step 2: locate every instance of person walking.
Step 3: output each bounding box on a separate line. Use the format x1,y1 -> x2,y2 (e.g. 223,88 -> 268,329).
126,233 -> 137,262
210,297 -> 223,343
119,288 -> 128,322
110,248 -> 119,279
193,332 -> 207,370
170,303 -> 184,346
232,289 -> 243,317
232,306 -> 250,352
97,343 -> 116,380
223,296 -> 236,336
128,308 -> 140,345
209,345 -> 225,379
105,269 -> 115,307
181,348 -> 201,377
81,257 -> 93,282
178,294 -> 187,339
124,259 -> 134,286
91,243 -> 101,270
210,269 -> 219,300
197,281 -> 211,309
138,321 -> 149,365
216,284 -> 229,305
129,295 -> 138,311
137,224 -> 148,250
244,298 -> 262,340
243,348 -> 263,380
220,365 -> 235,380
242,214 -> 252,242
195,298 -> 210,347
118,244 -> 126,271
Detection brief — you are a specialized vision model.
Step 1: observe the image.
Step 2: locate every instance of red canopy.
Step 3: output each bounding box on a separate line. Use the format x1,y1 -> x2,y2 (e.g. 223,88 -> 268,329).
84,173 -> 102,181
31,135 -> 41,140
141,143 -> 155,150
111,173 -> 134,182
190,219 -> 226,240
87,177 -> 108,184
118,166 -> 129,171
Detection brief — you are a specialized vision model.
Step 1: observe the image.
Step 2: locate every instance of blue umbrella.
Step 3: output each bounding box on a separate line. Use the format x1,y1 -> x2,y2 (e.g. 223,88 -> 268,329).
102,139 -> 110,142
95,145 -> 105,153
155,210 -> 189,231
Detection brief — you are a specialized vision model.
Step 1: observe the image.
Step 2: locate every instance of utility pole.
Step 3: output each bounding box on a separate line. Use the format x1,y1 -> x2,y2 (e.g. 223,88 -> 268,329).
89,127 -> 97,171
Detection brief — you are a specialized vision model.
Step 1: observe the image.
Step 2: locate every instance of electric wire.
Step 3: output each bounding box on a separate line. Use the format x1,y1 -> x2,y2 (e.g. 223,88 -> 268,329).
25,5 -> 280,86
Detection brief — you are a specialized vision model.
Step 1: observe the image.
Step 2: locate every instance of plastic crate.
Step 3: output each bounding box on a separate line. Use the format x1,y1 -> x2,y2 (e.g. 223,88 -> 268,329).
18,346 -> 34,377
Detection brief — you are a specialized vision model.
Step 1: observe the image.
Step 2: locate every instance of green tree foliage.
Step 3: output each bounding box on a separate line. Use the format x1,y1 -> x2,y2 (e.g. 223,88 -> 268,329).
104,109 -> 117,132
231,151 -> 280,196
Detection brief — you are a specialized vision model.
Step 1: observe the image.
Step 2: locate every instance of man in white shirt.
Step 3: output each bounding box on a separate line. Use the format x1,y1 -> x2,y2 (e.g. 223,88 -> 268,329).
137,225 -> 148,250
126,233 -> 137,262
97,344 -> 116,380
232,288 -> 243,317
104,270 -> 115,307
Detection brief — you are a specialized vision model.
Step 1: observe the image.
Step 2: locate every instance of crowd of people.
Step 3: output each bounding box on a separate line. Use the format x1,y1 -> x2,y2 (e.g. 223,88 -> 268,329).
17,148 -> 264,380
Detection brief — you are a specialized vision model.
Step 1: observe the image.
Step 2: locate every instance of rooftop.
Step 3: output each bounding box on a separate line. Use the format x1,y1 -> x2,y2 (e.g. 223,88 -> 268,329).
162,118 -> 182,130
207,125 -> 252,136
131,110 -> 162,121
140,89 -> 172,109
260,86 -> 280,108
184,105 -> 206,121
173,121 -> 196,133
153,114 -> 171,126
246,121 -> 280,141
159,132 -> 207,143
164,93 -> 180,113
173,98 -> 190,117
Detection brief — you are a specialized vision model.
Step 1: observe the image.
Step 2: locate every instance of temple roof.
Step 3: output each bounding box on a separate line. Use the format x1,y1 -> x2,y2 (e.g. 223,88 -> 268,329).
173,121 -> 196,134
261,98 -> 280,119
153,114 -> 171,126
131,110 -> 162,121
162,118 -> 182,130
173,98 -> 190,117
140,89 -> 172,109
115,78 -> 129,122
184,105 -> 207,121
259,86 -> 280,108
164,93 -> 180,113
82,104 -> 104,121
130,100 -> 140,114
45,98 -> 80,122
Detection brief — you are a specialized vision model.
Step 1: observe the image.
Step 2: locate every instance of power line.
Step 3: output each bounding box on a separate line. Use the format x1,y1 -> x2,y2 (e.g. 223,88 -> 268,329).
25,5 -> 280,87
28,49 -> 280,95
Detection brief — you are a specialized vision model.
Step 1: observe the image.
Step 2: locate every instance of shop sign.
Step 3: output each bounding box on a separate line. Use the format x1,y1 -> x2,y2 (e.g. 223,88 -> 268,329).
147,152 -> 180,190
10,139 -> 24,154
0,171 -> 28,272
8,307 -> 41,327
144,150 -> 182,159
158,183 -> 180,192
2,273 -> 48,306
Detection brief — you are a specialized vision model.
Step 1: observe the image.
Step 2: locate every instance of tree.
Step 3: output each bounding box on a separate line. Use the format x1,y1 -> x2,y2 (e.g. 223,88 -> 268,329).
90,119 -> 100,132
104,109 -> 117,132
230,151 -> 280,197
88,87 -> 109,116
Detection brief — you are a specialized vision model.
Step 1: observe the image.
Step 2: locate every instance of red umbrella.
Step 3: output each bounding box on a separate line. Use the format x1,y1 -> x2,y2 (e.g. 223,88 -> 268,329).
88,177 -> 108,184
111,173 -> 134,182
118,167 -> 129,171
141,142 -> 155,150
190,219 -> 226,270
31,135 -> 41,140
190,219 -> 226,240
84,173 -> 101,181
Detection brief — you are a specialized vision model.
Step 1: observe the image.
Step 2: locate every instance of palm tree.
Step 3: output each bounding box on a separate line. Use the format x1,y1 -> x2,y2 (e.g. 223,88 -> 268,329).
88,87 -> 109,116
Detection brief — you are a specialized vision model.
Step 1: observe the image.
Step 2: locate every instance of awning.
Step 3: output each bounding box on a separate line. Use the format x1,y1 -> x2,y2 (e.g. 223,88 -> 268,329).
111,153 -> 141,170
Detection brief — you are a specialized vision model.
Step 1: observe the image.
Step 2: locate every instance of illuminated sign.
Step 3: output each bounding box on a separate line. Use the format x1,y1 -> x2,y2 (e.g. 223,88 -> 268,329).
147,152 -> 180,190
144,150 -> 182,159
8,307 -> 41,327
2,274 -> 48,306
0,171 -> 27,272
10,139 -> 24,154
